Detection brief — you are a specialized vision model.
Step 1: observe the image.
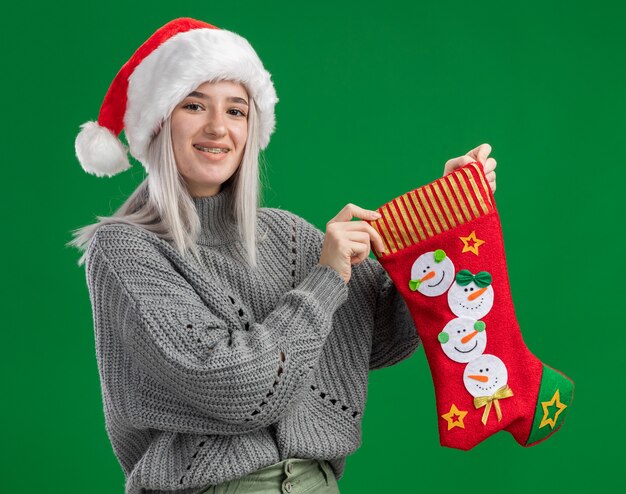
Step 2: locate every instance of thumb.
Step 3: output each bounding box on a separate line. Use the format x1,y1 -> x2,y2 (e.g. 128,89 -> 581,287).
468,143 -> 492,167
477,143 -> 492,167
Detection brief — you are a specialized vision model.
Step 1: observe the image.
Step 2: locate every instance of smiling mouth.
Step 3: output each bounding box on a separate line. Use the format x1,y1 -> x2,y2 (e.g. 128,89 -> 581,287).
454,341 -> 478,354
428,271 -> 445,288
193,144 -> 229,153
475,377 -> 499,393
457,297 -> 484,311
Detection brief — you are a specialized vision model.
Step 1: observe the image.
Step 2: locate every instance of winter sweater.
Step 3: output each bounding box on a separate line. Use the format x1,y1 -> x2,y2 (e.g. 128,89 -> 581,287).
84,183 -> 421,494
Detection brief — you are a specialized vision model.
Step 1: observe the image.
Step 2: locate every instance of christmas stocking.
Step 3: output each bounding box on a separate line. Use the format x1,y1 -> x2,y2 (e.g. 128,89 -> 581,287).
367,161 -> 574,450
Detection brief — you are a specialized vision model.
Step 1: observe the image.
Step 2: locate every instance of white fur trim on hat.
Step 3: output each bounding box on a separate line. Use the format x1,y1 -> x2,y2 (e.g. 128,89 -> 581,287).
75,121 -> 131,177
125,28 -> 278,164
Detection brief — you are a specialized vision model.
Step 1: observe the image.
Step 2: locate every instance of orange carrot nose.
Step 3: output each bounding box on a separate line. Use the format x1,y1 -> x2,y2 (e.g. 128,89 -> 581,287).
421,271 -> 436,282
468,287 -> 488,301
461,331 -> 478,344
468,374 -> 489,382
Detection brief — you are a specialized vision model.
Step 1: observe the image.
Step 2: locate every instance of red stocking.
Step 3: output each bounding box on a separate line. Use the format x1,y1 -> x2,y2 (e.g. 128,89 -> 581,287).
368,162 -> 574,450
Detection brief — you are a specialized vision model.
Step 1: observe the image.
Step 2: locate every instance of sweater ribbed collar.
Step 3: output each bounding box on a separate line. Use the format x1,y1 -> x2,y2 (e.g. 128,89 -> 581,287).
191,183 -> 240,246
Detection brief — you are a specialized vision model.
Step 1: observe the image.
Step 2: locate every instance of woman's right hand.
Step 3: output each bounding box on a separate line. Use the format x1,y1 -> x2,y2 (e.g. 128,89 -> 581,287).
319,203 -> 386,284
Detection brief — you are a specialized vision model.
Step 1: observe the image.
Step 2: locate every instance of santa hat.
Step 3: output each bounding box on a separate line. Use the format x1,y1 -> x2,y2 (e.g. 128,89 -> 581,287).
75,17 -> 278,177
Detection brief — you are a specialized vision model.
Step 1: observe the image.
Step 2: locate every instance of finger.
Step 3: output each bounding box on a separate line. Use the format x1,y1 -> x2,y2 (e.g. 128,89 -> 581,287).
332,230 -> 370,256
328,203 -> 381,224
444,155 -> 474,175
345,230 -> 371,247
345,241 -> 368,258
483,157 -> 497,174
485,170 -> 495,184
466,143 -> 492,167
346,241 -> 370,265
340,220 -> 386,253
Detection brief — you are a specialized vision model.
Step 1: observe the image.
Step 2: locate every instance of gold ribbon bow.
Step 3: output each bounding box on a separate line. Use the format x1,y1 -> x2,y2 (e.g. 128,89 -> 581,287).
473,385 -> 514,425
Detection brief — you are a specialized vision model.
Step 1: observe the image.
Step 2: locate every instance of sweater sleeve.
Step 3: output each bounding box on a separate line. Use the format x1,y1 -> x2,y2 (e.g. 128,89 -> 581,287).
288,215 -> 421,370
85,223 -> 348,435
369,258 -> 421,370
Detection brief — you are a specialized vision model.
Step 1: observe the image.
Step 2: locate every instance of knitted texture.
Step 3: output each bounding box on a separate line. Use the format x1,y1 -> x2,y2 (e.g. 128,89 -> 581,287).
84,184 -> 421,494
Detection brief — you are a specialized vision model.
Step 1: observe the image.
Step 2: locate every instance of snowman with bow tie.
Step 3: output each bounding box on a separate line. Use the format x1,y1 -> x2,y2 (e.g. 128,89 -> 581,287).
437,268 -> 514,425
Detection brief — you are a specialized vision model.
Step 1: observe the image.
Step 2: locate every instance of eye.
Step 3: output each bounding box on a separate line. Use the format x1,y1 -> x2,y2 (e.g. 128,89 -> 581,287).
228,108 -> 247,117
464,288 -> 468,292
183,102 -> 203,111
470,287 -> 474,291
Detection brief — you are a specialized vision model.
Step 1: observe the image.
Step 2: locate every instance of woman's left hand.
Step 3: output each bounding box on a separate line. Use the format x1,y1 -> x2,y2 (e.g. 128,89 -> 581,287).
443,143 -> 497,193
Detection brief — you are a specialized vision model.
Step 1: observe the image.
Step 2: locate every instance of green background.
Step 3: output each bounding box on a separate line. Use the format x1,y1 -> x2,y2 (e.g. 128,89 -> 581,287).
2,0 -> 624,492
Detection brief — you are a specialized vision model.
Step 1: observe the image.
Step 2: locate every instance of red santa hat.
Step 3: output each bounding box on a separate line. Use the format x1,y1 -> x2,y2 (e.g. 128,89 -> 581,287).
75,17 -> 278,177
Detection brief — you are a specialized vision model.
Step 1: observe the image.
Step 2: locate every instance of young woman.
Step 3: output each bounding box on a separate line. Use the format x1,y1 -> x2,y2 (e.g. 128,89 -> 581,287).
69,18 -> 496,494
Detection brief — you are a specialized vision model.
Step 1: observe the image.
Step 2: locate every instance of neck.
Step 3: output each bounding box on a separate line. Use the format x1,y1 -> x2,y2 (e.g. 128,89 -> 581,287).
191,182 -> 239,246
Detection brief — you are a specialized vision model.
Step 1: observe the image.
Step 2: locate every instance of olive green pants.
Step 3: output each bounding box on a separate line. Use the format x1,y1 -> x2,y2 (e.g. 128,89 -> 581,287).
199,458 -> 340,494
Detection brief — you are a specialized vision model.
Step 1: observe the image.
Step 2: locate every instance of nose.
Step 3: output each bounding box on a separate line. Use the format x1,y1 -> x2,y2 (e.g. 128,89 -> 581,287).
420,271 -> 436,282
468,374 -> 489,382
468,286 -> 488,301
460,330 -> 478,344
203,111 -> 227,136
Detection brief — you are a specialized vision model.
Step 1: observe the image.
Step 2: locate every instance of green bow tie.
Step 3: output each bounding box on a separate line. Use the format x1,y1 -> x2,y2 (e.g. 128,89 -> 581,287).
408,249 -> 448,292
409,279 -> 421,291
455,269 -> 492,288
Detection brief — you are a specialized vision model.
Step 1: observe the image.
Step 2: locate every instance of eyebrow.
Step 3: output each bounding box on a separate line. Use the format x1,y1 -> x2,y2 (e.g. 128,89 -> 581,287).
186,91 -> 249,106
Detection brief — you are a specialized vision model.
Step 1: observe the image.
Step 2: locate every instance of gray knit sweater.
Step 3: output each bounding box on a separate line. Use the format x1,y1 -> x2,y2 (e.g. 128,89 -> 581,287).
84,183 -> 420,494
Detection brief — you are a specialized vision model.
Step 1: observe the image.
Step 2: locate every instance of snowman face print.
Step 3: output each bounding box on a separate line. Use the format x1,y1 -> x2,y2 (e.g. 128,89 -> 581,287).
409,249 -> 455,297
438,318 -> 487,363
447,269 -> 494,318
463,354 -> 508,397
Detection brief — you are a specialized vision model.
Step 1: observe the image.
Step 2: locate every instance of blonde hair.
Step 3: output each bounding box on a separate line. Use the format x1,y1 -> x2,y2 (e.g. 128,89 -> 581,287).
67,91 -> 266,269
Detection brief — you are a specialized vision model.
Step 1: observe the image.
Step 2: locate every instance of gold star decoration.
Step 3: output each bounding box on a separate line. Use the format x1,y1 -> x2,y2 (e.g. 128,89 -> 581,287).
539,389 -> 568,429
459,231 -> 485,256
441,404 -> 468,430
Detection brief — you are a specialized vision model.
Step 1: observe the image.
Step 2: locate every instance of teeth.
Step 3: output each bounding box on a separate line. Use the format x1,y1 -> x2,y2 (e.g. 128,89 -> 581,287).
194,145 -> 229,153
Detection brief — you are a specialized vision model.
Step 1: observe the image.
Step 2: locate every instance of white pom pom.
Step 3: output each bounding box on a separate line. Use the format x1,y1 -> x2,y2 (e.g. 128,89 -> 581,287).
75,121 -> 131,177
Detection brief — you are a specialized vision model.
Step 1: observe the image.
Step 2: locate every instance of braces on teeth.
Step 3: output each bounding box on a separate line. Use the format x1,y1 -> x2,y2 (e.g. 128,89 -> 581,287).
194,145 -> 229,153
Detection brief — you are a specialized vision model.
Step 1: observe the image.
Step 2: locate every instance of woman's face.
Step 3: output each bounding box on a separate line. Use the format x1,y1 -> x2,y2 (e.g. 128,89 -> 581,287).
171,80 -> 249,197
